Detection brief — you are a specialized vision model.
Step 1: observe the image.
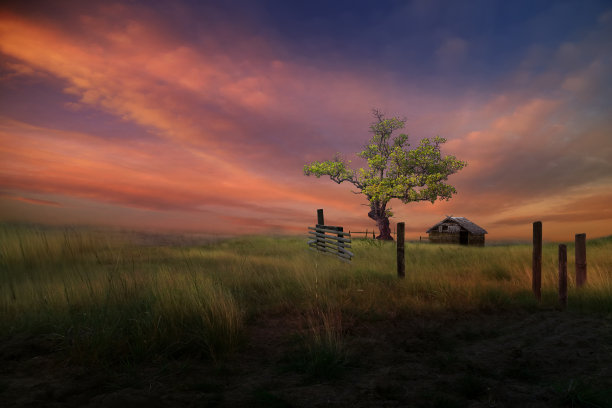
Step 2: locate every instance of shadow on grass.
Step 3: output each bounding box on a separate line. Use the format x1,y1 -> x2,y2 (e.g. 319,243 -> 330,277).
281,337 -> 350,382
554,378 -> 612,408
251,388 -> 293,408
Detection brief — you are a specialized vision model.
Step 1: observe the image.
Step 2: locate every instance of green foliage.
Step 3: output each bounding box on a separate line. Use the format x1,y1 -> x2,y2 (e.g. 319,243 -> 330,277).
302,153 -> 356,185
304,110 -> 467,214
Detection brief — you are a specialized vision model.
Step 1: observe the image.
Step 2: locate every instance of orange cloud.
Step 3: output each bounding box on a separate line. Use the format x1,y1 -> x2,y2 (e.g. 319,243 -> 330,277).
1,194 -> 61,207
0,118 -> 363,225
0,9 -> 402,232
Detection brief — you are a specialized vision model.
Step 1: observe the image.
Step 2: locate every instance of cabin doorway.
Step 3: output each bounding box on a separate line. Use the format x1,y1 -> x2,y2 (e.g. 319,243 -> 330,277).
459,230 -> 469,245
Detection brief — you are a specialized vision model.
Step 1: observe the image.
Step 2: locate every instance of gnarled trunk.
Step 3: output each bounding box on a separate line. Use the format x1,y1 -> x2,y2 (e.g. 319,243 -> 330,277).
368,200 -> 393,240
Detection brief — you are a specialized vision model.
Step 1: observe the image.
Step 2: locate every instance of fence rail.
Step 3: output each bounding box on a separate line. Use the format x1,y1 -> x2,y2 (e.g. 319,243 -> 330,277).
349,228 -> 397,239
308,223 -> 353,261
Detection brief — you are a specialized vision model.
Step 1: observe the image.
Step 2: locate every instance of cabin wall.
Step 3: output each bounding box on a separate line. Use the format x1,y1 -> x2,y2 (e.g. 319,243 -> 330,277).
428,231 -> 486,246
428,230 -> 460,244
468,234 -> 485,247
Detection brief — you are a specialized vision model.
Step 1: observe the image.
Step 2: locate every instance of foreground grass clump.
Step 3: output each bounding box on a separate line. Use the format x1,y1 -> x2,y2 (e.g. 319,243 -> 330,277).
0,225 -> 244,362
1,224 -> 611,366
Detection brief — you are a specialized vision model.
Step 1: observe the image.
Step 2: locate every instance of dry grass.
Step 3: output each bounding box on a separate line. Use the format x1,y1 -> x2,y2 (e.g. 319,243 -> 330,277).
2,224 -> 612,407
1,223 -> 611,366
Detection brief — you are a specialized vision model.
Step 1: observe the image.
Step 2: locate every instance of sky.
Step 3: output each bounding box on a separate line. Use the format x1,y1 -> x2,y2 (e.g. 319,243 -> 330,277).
1,0 -> 611,241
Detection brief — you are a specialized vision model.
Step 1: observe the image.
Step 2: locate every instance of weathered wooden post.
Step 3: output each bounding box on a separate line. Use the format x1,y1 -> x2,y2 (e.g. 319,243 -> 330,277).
316,209 -> 325,251
317,209 -> 325,226
337,226 -> 344,257
575,233 -> 587,287
559,244 -> 567,309
532,221 -> 542,301
397,222 -> 405,278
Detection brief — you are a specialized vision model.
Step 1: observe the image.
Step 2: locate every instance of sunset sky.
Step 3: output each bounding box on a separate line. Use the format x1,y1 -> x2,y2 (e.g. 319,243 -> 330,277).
1,0 -> 611,241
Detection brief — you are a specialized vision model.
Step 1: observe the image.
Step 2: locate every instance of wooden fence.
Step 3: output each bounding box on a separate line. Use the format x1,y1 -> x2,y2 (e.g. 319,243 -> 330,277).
308,211 -> 589,308
532,221 -> 588,309
308,224 -> 353,261
307,213 -> 592,309
307,209 -> 353,261
349,228 -> 397,239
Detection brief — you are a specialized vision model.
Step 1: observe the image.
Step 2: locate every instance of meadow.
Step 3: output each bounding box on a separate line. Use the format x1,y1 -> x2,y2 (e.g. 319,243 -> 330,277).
1,224 -> 611,407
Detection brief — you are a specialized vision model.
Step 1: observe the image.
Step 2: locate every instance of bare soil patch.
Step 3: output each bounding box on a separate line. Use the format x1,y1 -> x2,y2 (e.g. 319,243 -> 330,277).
2,310 -> 611,407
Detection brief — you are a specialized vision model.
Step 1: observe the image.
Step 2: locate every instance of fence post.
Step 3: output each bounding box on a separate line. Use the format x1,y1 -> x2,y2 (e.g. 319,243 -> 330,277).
532,221 -> 542,301
575,233 -> 587,287
559,244 -> 567,310
397,222 -> 405,278
316,209 -> 325,251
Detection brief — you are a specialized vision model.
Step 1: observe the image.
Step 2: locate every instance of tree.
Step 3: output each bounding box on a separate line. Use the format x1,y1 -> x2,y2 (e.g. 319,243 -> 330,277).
303,109 -> 467,240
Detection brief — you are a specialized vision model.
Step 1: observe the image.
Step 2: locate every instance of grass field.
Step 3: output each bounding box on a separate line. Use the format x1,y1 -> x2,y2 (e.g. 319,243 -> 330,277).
1,224 -> 611,407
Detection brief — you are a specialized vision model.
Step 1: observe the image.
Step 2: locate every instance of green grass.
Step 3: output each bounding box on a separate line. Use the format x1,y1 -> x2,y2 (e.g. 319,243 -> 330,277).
1,223 -> 611,365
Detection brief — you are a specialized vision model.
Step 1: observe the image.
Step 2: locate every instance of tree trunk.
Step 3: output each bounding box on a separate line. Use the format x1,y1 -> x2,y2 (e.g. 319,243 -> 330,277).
368,201 -> 394,240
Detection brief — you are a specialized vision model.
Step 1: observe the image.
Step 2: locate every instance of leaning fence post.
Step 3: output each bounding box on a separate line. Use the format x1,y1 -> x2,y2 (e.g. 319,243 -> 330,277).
532,221 -> 542,301
575,233 -> 587,287
559,244 -> 567,309
397,222 -> 405,278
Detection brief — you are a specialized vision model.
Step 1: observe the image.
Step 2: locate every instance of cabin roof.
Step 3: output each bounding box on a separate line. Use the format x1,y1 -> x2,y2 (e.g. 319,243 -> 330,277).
426,216 -> 488,235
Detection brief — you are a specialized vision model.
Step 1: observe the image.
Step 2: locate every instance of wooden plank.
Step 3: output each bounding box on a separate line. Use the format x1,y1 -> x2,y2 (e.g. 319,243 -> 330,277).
317,209 -> 324,226
318,224 -> 351,234
308,241 -> 339,252
311,229 -> 352,241
313,226 -> 352,238
308,241 -> 354,256
317,246 -> 352,260
340,248 -> 354,257
307,232 -> 352,247
308,231 -> 352,243
308,245 -> 351,259
308,226 -> 351,237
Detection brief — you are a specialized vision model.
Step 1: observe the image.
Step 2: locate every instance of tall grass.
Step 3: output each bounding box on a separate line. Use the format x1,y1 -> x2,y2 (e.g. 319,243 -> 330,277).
1,224 -> 611,364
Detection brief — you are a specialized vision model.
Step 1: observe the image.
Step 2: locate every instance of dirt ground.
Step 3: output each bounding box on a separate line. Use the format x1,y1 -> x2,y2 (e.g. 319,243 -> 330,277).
2,310 -> 611,408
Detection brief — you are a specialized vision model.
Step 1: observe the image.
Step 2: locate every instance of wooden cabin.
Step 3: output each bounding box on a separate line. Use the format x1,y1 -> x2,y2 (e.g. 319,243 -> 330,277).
426,216 -> 487,246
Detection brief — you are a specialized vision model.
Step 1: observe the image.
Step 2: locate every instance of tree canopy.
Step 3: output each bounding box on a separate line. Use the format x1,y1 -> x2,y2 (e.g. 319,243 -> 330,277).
304,110 -> 467,239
